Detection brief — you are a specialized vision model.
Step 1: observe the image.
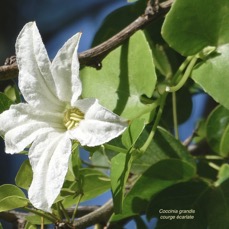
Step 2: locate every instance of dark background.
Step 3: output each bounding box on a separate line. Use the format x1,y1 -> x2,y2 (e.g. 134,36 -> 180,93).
0,0 -> 127,186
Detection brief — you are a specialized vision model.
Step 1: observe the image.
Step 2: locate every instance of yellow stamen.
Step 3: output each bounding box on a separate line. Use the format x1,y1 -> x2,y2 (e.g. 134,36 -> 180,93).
63,108 -> 84,130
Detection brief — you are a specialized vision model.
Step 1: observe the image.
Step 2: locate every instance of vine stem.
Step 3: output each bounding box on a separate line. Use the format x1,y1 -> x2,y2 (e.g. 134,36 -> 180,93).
172,92 -> 179,139
41,217 -> 44,229
140,55 -> 199,150
171,56 -> 193,83
166,56 -> 198,92
139,53 -> 198,150
82,159 -> 110,169
208,162 -> 220,171
23,207 -> 57,223
59,202 -> 71,223
166,46 -> 216,93
71,193 -> 83,223
140,93 -> 167,152
166,55 -> 200,138
165,55 -> 200,139
104,144 -> 127,154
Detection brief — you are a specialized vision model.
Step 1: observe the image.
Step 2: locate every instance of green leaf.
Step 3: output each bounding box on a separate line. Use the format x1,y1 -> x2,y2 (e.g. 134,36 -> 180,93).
146,178 -> 229,228
0,184 -> 28,212
93,0 -> 176,82
111,150 -> 134,214
220,125 -> 229,157
15,159 -> 33,190
205,105 -> 229,154
192,44 -> 229,110
215,164 -> 229,186
111,159 -> 196,221
146,180 -> 209,228
193,119 -> 206,144
24,222 -> 38,229
131,127 -> 195,174
205,180 -> 229,229
80,168 -> 110,201
69,145 -> 81,180
0,184 -> 26,199
0,223 -> 3,229
196,159 -> 218,182
122,119 -> 145,149
92,1 -> 145,46
62,168 -> 110,207
26,214 -> 52,225
145,17 -> 185,78
147,37 -> 173,79
0,92 -> 14,113
81,30 -> 157,121
162,0 -> 229,56
90,150 -> 110,173
4,85 -> 16,101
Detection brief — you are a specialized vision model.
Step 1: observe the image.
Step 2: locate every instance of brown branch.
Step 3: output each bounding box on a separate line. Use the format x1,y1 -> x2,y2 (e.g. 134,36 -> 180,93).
0,0 -> 173,81
78,0 -> 173,69
0,64 -> 18,81
0,205 -> 105,229
73,199 -> 113,229
0,210 -> 29,228
0,201 -> 113,228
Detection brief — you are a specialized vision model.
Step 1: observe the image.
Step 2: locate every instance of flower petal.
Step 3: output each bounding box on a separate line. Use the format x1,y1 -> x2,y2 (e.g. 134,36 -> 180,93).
16,22 -> 64,112
0,103 -> 65,154
51,32 -> 82,106
69,99 -> 128,146
28,132 -> 71,212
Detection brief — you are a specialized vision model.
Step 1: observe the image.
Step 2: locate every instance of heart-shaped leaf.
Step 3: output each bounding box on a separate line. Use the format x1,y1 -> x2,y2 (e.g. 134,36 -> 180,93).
162,0 -> 229,56
80,31 -> 157,121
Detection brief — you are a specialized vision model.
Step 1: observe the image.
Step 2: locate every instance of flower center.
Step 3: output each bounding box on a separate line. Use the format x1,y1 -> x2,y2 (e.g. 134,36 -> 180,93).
63,108 -> 84,130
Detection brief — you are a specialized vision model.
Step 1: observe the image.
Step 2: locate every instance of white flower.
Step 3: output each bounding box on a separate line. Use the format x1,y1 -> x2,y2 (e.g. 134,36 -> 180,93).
0,22 -> 127,212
